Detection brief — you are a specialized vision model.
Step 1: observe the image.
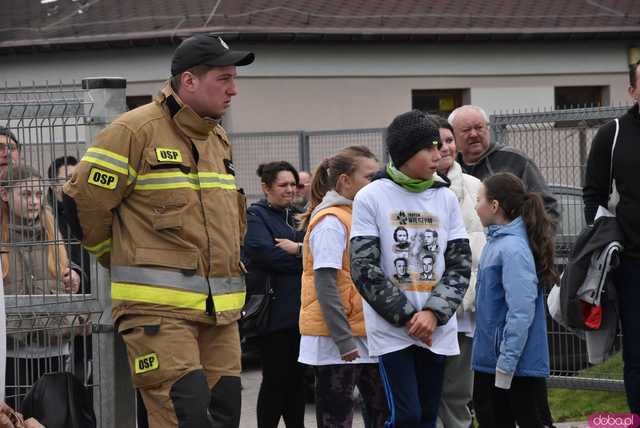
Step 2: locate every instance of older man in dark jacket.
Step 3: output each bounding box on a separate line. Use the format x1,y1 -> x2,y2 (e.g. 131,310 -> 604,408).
450,105 -> 559,223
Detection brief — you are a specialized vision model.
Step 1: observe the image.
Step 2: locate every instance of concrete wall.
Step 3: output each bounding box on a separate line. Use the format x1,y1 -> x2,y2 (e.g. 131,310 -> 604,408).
0,41 -> 632,132
231,73 -> 628,132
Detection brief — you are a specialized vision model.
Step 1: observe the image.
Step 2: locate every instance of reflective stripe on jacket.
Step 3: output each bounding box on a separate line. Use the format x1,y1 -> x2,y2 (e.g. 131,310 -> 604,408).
63,84 -> 247,325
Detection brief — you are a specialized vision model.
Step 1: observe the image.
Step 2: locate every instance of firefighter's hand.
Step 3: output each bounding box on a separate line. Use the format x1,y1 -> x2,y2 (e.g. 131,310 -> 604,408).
62,269 -> 81,294
407,310 -> 437,346
275,238 -> 300,255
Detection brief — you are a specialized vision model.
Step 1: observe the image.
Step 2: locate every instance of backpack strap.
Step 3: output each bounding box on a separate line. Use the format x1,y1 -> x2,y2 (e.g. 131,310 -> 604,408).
609,118 -> 620,196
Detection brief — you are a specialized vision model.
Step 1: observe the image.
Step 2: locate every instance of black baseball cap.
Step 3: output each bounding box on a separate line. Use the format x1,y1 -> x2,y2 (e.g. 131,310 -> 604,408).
171,34 -> 255,76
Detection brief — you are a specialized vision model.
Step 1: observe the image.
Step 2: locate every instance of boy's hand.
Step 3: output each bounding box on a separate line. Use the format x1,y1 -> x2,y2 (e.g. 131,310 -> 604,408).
407,310 -> 438,346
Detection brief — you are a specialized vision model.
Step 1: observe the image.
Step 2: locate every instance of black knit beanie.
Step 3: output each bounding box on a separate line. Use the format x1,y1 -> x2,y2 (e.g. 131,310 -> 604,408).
386,110 -> 441,168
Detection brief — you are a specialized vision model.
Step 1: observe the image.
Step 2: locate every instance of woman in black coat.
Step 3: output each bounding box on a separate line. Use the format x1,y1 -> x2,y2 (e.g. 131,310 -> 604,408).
244,161 -> 306,428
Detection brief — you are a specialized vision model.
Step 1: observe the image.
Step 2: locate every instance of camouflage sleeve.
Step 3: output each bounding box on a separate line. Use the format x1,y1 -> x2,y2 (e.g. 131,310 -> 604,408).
423,238 -> 472,326
350,236 -> 417,327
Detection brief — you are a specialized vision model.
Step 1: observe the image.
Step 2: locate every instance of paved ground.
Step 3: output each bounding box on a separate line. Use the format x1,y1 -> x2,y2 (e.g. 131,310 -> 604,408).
240,366 -> 366,428
239,366 -> 590,428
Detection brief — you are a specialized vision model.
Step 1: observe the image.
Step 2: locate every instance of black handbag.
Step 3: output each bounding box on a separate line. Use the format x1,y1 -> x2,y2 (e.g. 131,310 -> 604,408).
239,273 -> 273,338
239,207 -> 276,338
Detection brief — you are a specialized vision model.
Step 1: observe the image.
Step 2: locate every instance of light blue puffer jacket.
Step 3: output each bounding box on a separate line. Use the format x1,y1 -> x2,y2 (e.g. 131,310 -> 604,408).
472,217 -> 550,383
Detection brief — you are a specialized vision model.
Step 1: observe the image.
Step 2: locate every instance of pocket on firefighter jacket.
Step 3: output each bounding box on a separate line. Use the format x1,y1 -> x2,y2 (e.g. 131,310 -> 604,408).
150,192 -> 187,231
152,212 -> 183,231
118,316 -> 199,389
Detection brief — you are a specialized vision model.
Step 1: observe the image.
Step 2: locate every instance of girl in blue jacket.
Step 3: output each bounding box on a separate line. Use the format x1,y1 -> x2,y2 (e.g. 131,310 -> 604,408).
472,172 -> 557,428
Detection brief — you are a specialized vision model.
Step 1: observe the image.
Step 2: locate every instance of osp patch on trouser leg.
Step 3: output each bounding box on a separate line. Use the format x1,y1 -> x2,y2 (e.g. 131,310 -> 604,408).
170,369 -> 215,428
209,376 -> 241,428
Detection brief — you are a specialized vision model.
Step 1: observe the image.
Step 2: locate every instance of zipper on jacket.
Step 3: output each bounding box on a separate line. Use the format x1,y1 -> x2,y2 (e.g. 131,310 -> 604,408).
205,287 -> 214,316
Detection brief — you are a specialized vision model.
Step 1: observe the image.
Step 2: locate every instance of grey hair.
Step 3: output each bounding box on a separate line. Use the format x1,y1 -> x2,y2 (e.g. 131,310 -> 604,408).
448,105 -> 490,126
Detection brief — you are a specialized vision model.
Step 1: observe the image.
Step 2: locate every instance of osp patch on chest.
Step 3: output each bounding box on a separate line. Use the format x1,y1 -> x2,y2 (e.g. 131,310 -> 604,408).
155,148 -> 183,163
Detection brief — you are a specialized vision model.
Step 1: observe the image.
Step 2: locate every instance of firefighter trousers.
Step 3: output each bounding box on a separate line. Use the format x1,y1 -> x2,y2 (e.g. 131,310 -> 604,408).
118,315 -> 242,428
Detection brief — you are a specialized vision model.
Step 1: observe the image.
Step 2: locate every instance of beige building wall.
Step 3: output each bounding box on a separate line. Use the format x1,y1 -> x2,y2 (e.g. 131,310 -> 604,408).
225,72 -> 629,132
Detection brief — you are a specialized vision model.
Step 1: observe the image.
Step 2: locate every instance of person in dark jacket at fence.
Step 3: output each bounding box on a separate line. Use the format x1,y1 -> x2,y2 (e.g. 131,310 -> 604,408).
449,105 -> 559,223
583,59 -> 640,415
244,161 -> 306,428
449,105 -> 558,428
47,155 -> 94,389
47,156 -> 91,291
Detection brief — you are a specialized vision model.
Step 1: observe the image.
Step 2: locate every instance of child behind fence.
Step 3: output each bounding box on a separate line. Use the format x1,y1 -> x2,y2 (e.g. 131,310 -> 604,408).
0,165 -> 82,408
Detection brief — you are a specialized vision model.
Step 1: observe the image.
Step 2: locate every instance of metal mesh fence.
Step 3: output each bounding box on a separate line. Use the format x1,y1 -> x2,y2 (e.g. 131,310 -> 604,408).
491,106 -> 631,391
230,131 -> 303,203
0,84 -> 104,408
307,128 -> 387,171
230,128 -> 387,204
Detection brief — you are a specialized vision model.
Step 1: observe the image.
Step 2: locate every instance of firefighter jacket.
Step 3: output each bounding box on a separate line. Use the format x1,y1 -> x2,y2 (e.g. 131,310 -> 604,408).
63,84 -> 247,325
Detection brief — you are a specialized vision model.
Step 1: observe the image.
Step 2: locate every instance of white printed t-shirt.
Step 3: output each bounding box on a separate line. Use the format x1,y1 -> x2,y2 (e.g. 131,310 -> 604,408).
298,215 -> 377,365
350,178 -> 468,357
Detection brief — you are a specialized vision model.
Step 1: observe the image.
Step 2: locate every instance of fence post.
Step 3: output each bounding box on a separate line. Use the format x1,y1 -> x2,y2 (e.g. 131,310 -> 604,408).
299,131 -> 311,172
491,123 -> 507,146
382,128 -> 389,165
578,123 -> 588,188
82,77 -> 136,428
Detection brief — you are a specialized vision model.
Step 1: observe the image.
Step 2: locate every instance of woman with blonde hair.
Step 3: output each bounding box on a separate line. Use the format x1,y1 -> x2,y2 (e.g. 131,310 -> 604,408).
0,164 -> 81,407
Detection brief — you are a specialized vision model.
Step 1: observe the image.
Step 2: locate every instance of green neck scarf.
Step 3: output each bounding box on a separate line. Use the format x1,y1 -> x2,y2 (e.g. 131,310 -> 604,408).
386,161 -> 434,193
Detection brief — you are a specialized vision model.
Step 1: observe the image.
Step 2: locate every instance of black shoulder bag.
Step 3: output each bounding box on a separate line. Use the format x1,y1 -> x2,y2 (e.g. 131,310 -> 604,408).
239,208 -> 275,338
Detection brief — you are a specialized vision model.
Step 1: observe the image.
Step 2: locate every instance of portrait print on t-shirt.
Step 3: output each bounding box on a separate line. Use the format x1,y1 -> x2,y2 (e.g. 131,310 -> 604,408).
393,256 -> 411,283
390,210 -> 441,291
419,229 -> 439,253
420,253 -> 435,281
392,226 -> 412,253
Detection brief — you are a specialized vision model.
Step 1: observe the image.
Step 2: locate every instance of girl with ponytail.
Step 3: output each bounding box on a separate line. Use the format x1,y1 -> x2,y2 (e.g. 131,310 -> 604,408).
472,172 -> 556,428
298,146 -> 388,427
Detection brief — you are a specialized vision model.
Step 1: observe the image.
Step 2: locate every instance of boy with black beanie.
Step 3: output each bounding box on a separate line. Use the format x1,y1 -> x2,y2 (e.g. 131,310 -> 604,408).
350,110 -> 472,428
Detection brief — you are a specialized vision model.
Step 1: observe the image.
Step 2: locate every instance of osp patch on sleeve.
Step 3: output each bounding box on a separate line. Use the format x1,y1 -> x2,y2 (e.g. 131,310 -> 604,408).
88,167 -> 119,190
155,148 -> 182,163
134,352 -> 159,374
